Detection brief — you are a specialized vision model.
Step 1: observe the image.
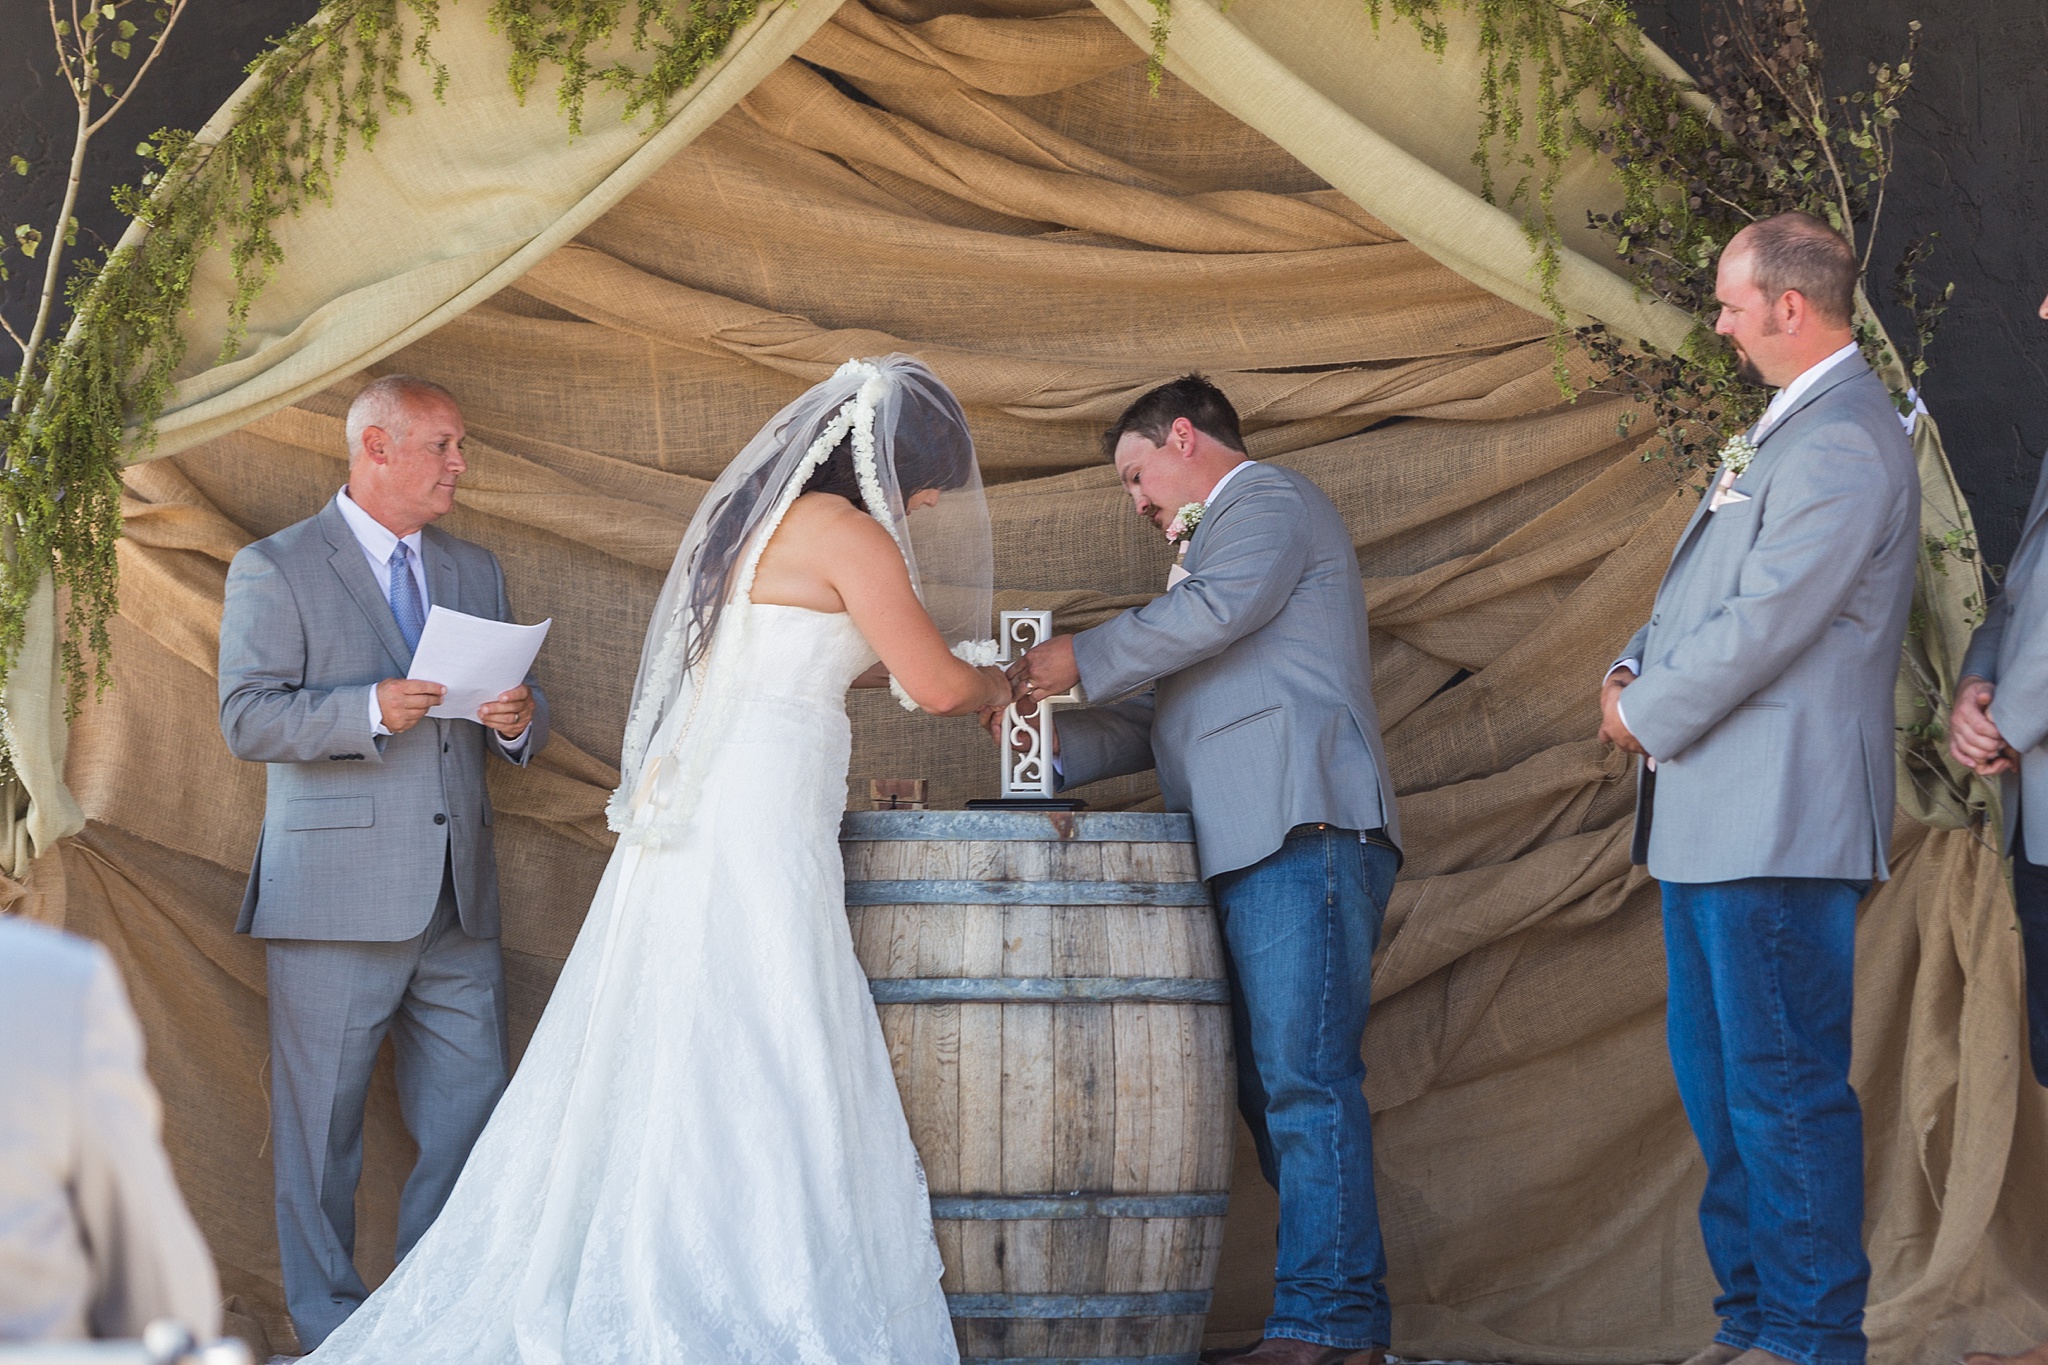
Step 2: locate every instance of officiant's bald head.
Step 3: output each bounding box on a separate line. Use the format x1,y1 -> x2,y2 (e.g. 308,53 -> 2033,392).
345,374 -> 468,537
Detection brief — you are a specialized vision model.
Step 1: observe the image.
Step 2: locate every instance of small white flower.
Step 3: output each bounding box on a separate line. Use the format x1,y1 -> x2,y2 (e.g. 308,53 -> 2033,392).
1718,433 -> 1760,477
1165,501 -> 1206,546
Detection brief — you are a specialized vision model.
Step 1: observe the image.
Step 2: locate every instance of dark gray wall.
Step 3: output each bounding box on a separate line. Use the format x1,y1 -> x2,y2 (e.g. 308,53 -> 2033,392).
5,1 -> 2043,565
0,0 -> 320,356
1638,0 -> 2048,570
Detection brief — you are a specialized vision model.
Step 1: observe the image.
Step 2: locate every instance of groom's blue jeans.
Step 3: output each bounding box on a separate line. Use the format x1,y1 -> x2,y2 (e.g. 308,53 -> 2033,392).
1211,823 -> 1397,1350
1661,877 -> 1871,1365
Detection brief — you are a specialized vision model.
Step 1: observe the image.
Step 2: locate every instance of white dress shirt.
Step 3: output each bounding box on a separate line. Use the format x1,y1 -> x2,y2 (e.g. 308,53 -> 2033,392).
335,489 -> 528,751
1606,343 -> 1863,738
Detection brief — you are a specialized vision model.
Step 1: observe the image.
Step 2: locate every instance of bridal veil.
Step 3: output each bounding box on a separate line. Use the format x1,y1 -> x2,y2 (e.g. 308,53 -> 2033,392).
608,355 -> 992,842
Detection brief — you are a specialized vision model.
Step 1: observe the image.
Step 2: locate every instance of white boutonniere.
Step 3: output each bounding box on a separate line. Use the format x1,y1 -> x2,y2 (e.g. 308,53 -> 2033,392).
1717,433 -> 1760,478
1707,433 -> 1762,512
1165,502 -> 1205,549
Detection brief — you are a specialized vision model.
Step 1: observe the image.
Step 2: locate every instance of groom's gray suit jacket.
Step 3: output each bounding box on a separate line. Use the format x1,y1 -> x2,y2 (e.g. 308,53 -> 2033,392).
1960,452 -> 2048,861
1055,463 -> 1399,880
1616,357 -> 1917,884
219,498 -> 550,941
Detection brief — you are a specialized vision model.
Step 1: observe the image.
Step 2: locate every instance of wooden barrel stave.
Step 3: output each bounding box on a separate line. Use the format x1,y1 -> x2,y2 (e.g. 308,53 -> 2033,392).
844,811 -> 1231,1365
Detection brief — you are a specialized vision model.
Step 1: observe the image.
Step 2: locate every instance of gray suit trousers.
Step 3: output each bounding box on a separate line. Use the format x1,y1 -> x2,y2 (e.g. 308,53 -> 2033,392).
264,859 -> 508,1350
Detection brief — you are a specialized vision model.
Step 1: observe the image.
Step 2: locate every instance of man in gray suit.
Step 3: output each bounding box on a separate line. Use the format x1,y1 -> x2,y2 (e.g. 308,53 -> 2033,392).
1008,376 -> 1400,1365
1598,214 -> 1918,1365
218,374 -> 549,1350
1950,288 -> 2048,1365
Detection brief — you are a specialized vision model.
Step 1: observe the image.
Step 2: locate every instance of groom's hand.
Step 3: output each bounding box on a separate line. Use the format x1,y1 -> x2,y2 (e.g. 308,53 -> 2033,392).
1012,635 -> 1079,705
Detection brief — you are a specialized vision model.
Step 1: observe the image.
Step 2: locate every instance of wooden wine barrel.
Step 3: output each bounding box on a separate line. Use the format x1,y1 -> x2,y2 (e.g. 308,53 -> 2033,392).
842,809 -> 1234,1365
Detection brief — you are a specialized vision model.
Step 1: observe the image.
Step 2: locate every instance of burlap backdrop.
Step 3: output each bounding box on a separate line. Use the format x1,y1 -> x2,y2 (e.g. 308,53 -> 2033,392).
20,2 -> 2048,1359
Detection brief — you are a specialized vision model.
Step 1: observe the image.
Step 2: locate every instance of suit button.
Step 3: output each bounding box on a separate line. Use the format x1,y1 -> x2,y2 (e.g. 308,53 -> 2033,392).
433,813 -> 447,825
443,743 -> 450,753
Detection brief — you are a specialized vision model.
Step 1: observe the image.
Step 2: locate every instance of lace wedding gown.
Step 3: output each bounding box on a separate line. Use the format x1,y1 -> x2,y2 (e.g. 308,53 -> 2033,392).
305,593 -> 959,1364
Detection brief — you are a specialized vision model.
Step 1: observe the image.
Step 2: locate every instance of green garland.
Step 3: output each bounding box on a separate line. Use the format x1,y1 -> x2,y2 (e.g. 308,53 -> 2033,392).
0,0 -> 759,727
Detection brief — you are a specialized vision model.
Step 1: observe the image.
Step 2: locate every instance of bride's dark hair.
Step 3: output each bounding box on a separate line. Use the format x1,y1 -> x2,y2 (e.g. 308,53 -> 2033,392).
679,389 -> 977,673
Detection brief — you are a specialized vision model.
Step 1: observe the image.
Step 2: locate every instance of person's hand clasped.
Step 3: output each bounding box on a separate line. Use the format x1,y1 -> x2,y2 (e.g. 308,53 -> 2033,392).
1009,635 -> 1080,707
377,678 -> 445,735
1597,668 -> 1646,756
477,683 -> 535,740
1949,676 -> 2016,776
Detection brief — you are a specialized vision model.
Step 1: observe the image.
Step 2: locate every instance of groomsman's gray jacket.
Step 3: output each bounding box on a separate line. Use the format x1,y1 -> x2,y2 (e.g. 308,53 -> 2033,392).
1616,358 -> 1917,883
218,498 -> 550,941
1960,453 -> 2048,862
1054,462 -> 1399,880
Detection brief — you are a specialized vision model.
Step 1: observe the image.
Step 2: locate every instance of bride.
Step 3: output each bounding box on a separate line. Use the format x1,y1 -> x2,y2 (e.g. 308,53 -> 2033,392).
305,355 -> 1012,1363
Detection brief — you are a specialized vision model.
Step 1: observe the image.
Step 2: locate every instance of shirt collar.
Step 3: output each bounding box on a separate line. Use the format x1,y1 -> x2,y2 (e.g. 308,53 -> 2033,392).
1203,459 -> 1255,506
335,487 -> 422,564
1758,342 -> 1861,437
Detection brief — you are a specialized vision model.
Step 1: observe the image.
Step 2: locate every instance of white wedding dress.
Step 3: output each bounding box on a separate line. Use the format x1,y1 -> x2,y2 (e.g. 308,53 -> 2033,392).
305,590 -> 959,1363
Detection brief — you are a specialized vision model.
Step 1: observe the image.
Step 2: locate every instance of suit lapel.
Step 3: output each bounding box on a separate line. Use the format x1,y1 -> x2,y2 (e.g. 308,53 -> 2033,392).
1184,462 -> 1266,570
1662,357 -> 1874,572
2018,457 -> 2048,548
1754,355 -> 1869,450
423,526 -> 460,619
320,500 -> 414,672
1665,483 -> 1720,567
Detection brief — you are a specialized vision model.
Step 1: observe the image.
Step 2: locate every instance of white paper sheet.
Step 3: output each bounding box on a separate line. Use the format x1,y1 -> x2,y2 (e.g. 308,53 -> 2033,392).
407,605 -> 551,721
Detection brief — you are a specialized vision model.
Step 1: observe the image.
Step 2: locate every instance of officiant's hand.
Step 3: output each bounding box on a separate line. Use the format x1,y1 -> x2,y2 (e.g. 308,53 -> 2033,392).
377,678 -> 446,735
1010,635 -> 1079,705
478,684 -> 535,740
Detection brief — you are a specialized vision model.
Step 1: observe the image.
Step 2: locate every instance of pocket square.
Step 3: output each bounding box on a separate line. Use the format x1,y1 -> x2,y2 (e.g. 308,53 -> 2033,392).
1167,562 -> 1189,589
1708,487 -> 1752,512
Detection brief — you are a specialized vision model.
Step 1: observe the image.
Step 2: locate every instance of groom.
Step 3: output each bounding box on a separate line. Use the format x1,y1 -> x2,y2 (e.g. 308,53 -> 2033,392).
218,374 -> 549,1350
1008,376 -> 1401,1365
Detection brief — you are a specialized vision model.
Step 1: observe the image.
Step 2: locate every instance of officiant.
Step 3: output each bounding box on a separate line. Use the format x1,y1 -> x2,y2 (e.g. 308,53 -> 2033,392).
216,374 -> 550,1351
1007,376 -> 1401,1365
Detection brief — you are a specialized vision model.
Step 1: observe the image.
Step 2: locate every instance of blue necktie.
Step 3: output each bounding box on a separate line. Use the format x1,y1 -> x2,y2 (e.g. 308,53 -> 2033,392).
388,540 -> 425,651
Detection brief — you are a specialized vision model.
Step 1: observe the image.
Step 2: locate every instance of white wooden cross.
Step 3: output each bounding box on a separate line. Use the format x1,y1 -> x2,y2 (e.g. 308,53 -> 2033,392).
995,609 -> 1079,800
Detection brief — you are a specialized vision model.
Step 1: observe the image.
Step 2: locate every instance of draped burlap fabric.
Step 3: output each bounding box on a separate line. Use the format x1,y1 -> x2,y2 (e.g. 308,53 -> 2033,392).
18,2 -> 2048,1359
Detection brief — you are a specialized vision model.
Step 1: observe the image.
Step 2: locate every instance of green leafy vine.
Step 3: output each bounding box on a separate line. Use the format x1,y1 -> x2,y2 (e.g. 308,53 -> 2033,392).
1,0 -> 758,729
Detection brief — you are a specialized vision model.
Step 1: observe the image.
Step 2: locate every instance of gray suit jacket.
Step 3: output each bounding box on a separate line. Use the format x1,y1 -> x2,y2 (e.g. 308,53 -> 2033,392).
1055,463 -> 1399,880
1960,452 -> 2048,861
219,497 -> 550,941
1617,358 -> 1917,883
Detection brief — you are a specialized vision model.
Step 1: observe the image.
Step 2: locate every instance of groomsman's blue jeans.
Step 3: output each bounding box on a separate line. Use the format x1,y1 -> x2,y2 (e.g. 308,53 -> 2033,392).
1661,877 -> 1871,1365
1211,823 -> 1398,1350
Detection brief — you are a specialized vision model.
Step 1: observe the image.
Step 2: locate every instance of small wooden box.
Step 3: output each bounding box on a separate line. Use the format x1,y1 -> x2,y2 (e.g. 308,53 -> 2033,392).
869,778 -> 929,811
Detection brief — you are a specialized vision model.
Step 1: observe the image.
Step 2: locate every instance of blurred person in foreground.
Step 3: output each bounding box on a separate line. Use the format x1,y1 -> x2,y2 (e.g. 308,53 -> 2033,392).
1599,212 -> 1918,1365
1950,287 -> 2048,1365
0,916 -> 221,1343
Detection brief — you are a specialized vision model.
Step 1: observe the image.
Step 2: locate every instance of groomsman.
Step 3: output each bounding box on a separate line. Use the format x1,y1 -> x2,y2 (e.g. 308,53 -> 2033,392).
1952,286 -> 2048,1365
1598,213 -> 1918,1365
218,375 -> 549,1349
1009,376 -> 1400,1365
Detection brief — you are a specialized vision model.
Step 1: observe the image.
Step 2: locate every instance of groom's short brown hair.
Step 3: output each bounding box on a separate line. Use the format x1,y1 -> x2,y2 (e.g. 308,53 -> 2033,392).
1103,374 -> 1248,458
